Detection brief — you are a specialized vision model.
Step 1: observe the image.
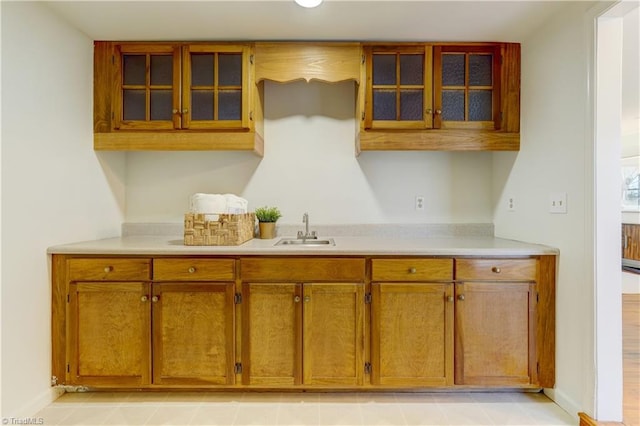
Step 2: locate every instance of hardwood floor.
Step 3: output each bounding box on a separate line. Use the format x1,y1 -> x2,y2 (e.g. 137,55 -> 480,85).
623,293 -> 640,426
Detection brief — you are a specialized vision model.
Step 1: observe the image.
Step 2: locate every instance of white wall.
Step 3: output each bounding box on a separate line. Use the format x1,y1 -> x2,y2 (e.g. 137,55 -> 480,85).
126,81 -> 495,225
0,2 -> 125,418
492,1 -> 602,420
494,3 -> 622,421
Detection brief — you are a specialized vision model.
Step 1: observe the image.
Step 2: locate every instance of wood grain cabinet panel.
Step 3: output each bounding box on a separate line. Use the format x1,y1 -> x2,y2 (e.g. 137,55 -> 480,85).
242,283 -> 301,386
68,258 -> 151,281
456,258 -> 537,281
371,258 -> 453,281
153,258 -> 235,281
152,283 -> 235,385
67,282 -> 151,386
240,258 -> 365,282
454,282 -> 537,386
371,283 -> 453,386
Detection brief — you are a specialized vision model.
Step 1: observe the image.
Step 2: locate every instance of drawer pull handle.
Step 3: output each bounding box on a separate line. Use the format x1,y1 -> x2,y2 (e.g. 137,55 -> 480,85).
408,267 -> 417,274
104,266 -> 113,273
457,294 -> 465,301
492,267 -> 501,273
447,296 -> 454,302
151,296 -> 159,303
304,296 -> 311,303
141,295 -> 148,302
188,267 -> 196,273
294,296 -> 301,303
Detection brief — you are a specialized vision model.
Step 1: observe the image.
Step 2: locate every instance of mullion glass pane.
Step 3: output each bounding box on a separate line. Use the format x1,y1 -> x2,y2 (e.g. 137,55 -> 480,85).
442,90 -> 465,121
442,54 -> 465,86
400,90 -> 423,120
469,54 -> 492,86
191,90 -> 214,120
191,54 -> 215,86
150,55 -> 173,85
400,54 -> 423,85
469,90 -> 493,121
219,54 -> 242,86
123,55 -> 146,85
150,90 -> 173,120
373,90 -> 396,120
123,89 -> 146,120
219,90 -> 242,120
373,54 -> 396,85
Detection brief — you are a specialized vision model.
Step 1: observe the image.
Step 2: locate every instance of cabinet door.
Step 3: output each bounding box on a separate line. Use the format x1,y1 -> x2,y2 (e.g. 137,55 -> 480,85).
623,224 -> 640,261
364,45 -> 433,130
113,44 -> 181,130
242,283 -> 302,385
182,44 -> 251,130
303,283 -> 365,386
371,283 -> 453,386
434,45 -> 501,130
152,283 -> 235,385
68,282 -> 151,386
455,282 -> 537,386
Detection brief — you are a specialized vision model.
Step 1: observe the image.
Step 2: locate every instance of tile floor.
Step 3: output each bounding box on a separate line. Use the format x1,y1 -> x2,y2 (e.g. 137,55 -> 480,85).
32,391 -> 577,425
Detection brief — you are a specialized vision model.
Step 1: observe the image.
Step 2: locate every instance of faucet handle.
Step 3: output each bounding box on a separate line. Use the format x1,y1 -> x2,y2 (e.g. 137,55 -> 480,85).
297,230 -> 304,238
311,231 -> 317,237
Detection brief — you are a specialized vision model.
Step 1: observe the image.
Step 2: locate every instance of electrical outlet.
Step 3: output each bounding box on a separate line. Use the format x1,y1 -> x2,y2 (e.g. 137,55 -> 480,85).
549,192 -> 567,214
415,196 -> 425,211
507,196 -> 516,212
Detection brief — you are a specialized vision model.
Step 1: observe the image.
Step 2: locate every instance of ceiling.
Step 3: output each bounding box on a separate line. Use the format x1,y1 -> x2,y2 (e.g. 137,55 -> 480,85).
45,0 -> 577,43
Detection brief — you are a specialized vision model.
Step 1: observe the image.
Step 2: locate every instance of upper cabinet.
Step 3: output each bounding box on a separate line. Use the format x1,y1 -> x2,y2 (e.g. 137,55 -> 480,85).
93,41 -> 520,154
357,42 -> 520,152
94,42 -> 263,154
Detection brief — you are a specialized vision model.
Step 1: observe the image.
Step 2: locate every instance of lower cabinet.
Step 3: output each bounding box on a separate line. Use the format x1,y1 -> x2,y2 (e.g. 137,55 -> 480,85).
68,281 -> 151,386
240,257 -> 366,387
54,254 -> 555,390
454,258 -> 538,386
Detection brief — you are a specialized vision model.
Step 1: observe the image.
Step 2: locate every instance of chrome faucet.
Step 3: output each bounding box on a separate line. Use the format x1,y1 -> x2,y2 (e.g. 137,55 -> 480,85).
297,212 -> 317,240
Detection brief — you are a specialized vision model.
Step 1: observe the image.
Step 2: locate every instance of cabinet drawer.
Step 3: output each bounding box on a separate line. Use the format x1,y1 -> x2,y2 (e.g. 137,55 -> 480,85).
371,259 -> 453,281
153,258 -> 235,281
68,258 -> 151,281
241,258 -> 365,282
456,259 -> 537,281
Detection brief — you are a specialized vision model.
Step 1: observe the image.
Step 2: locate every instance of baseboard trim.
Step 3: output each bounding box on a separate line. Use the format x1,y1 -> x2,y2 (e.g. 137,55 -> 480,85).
578,412 -> 624,426
11,387 -> 65,419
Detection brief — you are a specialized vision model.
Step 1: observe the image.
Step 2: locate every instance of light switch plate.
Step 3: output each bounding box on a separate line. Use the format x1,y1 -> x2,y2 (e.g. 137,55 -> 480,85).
549,192 -> 568,214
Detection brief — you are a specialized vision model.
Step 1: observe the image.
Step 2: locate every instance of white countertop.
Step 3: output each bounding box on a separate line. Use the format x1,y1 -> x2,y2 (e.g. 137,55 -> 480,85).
47,235 -> 558,256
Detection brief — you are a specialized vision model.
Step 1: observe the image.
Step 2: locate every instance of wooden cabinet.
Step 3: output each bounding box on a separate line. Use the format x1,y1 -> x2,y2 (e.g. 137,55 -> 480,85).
52,253 -> 555,390
358,42 -> 520,152
94,42 -> 263,154
240,258 -> 366,387
151,258 -> 236,386
65,258 -> 152,386
454,258 -> 538,386
623,224 -> 640,264
370,259 -> 454,386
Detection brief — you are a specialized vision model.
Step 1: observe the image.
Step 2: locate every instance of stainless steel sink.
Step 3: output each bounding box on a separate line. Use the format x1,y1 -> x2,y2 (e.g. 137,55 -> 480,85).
274,238 -> 335,246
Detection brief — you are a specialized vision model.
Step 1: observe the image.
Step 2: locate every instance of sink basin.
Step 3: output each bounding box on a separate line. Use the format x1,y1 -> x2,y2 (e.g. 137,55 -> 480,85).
274,238 -> 335,246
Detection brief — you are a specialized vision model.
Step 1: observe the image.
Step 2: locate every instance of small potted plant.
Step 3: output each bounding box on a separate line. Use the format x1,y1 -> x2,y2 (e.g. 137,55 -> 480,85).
254,206 -> 282,239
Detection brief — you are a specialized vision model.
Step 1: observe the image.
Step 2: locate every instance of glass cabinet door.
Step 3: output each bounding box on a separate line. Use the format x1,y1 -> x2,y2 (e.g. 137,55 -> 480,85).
434,45 -> 501,130
182,45 -> 250,130
364,46 -> 433,129
114,45 -> 181,130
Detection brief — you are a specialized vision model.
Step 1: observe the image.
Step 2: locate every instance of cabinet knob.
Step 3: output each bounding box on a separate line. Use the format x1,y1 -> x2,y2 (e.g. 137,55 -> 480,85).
457,294 -> 465,301
104,266 -> 113,273
182,109 -> 189,114
188,267 -> 196,273
172,109 -> 179,114
304,296 -> 311,303
447,296 -> 454,302
436,109 -> 442,115
141,295 -> 148,302
491,267 -> 501,273
426,109 -> 433,114
408,267 -> 417,274
151,296 -> 159,303
294,296 -> 301,303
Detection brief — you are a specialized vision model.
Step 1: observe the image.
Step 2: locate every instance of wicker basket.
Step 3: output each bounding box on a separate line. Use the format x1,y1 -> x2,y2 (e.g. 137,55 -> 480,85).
184,213 -> 256,246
